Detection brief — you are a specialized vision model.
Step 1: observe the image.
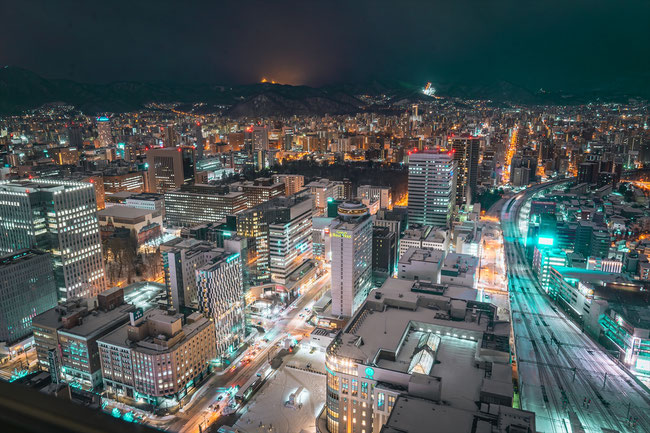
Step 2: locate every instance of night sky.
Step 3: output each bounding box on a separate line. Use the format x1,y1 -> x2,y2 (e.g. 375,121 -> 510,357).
1,0 -> 649,92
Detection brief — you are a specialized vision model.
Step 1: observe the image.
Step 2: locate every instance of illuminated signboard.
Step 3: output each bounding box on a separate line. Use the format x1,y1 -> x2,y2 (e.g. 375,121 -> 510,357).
331,231 -> 351,239
538,236 -> 554,246
365,367 -> 375,379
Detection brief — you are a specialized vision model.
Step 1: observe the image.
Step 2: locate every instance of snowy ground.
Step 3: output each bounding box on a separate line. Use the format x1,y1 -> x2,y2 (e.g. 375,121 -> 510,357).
233,344 -> 327,433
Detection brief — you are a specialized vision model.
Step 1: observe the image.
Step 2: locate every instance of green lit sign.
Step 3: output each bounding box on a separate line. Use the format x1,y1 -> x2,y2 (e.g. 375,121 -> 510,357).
365,367 -> 375,378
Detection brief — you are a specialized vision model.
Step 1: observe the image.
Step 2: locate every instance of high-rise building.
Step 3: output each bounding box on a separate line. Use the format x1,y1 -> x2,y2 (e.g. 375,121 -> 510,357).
98,309 -> 215,405
194,122 -> 204,160
163,125 -> 177,148
196,250 -> 245,359
164,184 -> 247,227
407,151 -> 457,227
96,117 -> 112,147
371,226 -> 397,286
160,238 -> 227,309
268,194 -> 313,284
236,193 -> 312,283
330,201 -> 373,317
0,249 -> 57,344
146,147 -> 195,193
252,125 -> 269,151
67,124 -> 83,149
449,136 -> 480,206
243,125 -> 269,154
0,179 -> 107,300
272,174 -> 305,196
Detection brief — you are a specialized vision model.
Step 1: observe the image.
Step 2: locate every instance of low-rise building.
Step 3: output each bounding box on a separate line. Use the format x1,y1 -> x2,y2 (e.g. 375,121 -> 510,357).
32,287 -> 135,390
321,278 -> 529,433
440,253 -> 479,289
98,309 -> 216,405
398,247 -> 445,282
97,206 -> 163,244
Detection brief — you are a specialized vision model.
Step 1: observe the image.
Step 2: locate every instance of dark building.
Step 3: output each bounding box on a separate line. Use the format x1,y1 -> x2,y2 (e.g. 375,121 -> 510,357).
450,136 -> 480,206
67,124 -> 83,149
372,226 -> 397,286
578,162 -> 599,185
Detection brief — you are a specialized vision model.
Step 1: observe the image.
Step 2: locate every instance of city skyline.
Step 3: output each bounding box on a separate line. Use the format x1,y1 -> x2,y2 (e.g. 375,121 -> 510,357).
2,2 -> 650,433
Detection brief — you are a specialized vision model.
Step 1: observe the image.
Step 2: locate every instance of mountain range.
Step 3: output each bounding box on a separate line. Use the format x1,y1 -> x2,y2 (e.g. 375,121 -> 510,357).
0,66 -> 645,117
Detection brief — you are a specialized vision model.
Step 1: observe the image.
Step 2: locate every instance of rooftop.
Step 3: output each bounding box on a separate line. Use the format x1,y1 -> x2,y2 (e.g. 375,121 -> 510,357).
99,310 -> 211,355
330,278 -> 503,369
98,206 -> 157,219
57,303 -> 135,339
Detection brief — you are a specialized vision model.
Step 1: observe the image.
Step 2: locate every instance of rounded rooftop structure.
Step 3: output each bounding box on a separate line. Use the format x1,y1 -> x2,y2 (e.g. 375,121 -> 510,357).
337,201 -> 368,219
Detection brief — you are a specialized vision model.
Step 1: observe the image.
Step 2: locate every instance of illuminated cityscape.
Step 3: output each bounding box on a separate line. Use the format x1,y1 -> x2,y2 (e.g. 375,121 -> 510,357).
1,2 -> 650,433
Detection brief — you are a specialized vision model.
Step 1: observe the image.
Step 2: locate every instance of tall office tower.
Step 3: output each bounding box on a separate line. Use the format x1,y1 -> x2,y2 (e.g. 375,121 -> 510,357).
272,174 -> 305,196
0,249 -> 57,344
449,136 -> 480,206
236,193 -> 313,283
282,126 -> 294,150
330,201 -> 373,317
67,124 -> 83,149
96,116 -> 112,147
268,194 -> 313,284
0,179 -> 107,300
252,125 -> 269,151
164,184 -> 247,227
196,250 -> 245,358
371,226 -> 397,286
160,238 -> 227,309
146,147 -> 195,193
194,122 -> 204,160
407,151 -> 457,228
163,125 -> 177,148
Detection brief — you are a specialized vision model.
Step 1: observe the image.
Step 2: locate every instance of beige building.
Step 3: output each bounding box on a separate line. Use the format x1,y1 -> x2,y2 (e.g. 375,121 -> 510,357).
98,309 -> 216,405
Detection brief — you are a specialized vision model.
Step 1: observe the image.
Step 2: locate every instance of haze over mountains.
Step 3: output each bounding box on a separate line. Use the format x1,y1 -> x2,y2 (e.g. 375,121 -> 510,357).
0,66 -> 645,117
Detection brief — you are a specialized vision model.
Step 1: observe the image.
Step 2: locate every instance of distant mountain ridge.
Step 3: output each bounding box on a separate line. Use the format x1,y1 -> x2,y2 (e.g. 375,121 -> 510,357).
0,66 -> 645,116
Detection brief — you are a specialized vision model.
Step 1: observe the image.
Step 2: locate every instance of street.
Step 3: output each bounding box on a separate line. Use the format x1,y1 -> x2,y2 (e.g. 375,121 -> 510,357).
163,271 -> 330,433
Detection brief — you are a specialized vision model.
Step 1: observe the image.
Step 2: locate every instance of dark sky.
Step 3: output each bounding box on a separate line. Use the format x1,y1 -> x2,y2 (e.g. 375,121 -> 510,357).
1,0 -> 649,92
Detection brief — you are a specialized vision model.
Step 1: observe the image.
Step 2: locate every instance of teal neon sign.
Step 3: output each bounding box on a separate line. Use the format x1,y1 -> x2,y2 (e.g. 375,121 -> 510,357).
365,367 -> 375,378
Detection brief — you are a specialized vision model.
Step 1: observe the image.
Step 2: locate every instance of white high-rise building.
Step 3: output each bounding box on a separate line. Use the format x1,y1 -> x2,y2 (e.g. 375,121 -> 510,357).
196,251 -> 245,358
407,151 -> 456,228
330,201 -> 373,317
0,179 -> 107,300
161,238 -> 225,309
269,195 -> 313,284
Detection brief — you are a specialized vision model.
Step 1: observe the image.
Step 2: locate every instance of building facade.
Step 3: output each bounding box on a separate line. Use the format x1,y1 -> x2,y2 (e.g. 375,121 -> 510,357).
330,202 -> 373,317
407,151 -> 457,228
0,249 -> 57,344
196,251 -> 246,360
0,179 -> 107,299
98,310 -> 216,405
